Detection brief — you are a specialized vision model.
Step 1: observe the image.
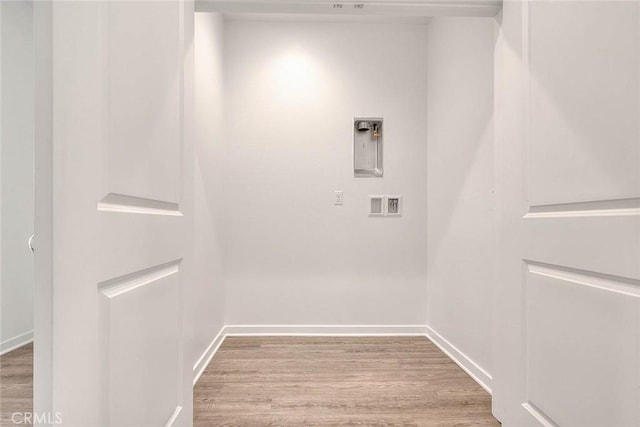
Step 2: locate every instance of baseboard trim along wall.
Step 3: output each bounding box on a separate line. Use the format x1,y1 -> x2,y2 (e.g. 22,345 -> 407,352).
192,324 -> 492,397
224,325 -> 430,336
425,326 -> 492,394
192,327 -> 226,386
0,330 -> 33,356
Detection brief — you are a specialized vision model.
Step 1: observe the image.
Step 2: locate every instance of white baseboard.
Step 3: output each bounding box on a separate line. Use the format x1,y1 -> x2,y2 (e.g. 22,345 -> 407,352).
224,324 -> 429,336
192,326 -> 226,386
425,326 -> 492,395
0,330 -> 33,356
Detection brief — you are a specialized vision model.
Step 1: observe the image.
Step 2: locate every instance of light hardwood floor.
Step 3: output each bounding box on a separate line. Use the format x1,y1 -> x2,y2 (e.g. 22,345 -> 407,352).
0,343 -> 33,427
194,337 -> 500,426
0,338 -> 499,426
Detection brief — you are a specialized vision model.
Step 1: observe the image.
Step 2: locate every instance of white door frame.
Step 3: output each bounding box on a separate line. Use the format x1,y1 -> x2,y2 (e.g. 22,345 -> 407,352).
33,0 -> 53,420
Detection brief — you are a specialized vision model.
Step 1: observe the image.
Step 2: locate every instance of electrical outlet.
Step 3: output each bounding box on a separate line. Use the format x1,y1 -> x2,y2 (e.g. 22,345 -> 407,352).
334,191 -> 344,205
386,196 -> 402,216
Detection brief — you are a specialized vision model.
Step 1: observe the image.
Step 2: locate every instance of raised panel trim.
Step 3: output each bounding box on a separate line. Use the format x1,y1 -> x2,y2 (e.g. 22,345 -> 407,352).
523,0 -> 640,211
102,0 -> 185,205
524,197 -> 640,219
526,260 -> 640,298
164,405 -> 183,427
98,259 -> 182,426
98,260 -> 180,298
521,401 -> 559,427
98,193 -> 182,216
525,258 -> 640,425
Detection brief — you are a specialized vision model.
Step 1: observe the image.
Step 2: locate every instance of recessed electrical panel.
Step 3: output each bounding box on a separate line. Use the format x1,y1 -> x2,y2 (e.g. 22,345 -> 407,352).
386,195 -> 402,216
369,195 -> 385,216
354,118 -> 383,178
368,195 -> 402,217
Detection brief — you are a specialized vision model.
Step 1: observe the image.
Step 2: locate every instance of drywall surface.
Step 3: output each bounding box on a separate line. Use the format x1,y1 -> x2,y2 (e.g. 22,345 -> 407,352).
1,0 -> 34,353
223,20 -> 428,325
194,12 -> 226,365
426,18 -> 495,380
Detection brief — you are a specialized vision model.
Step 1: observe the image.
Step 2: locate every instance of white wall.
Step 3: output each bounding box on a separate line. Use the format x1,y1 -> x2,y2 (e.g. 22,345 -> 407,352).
193,13 -> 226,368
426,18 -> 495,387
1,0 -> 34,354
222,19 -> 429,325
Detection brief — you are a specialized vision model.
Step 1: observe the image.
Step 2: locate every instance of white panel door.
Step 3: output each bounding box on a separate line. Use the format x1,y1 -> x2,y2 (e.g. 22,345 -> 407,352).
34,1 -> 194,426
495,1 -> 640,426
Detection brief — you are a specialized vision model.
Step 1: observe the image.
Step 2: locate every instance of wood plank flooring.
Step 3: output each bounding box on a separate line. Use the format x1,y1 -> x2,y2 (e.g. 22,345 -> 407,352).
194,337 -> 500,426
0,343 -> 33,427
0,338 -> 499,426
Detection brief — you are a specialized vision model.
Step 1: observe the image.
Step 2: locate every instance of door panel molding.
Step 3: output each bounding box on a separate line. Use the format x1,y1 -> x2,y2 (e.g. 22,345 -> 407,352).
525,1 -> 640,206
98,260 -> 181,298
521,402 -> 558,427
99,262 -> 182,427
103,0 -> 185,205
525,260 -> 640,298
164,406 -> 183,427
98,193 -> 183,216
524,260 -> 638,426
524,197 -> 640,219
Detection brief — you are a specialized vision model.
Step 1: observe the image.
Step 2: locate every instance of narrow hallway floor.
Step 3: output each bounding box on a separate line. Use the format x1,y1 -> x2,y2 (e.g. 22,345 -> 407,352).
194,336 -> 499,426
